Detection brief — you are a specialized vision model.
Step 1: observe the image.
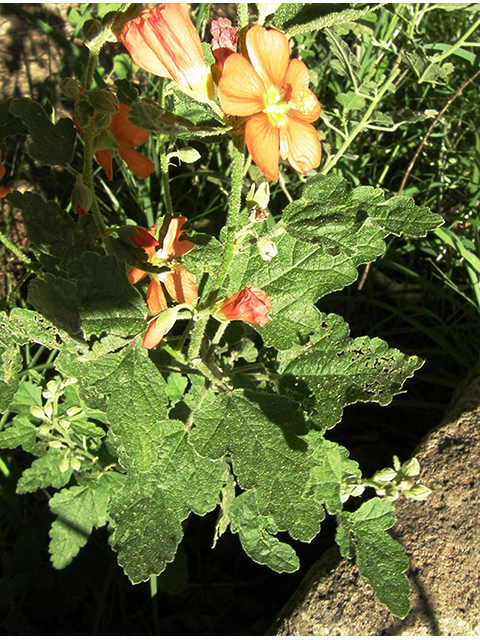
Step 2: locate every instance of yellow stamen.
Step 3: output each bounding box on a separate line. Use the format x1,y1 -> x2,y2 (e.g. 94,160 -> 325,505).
263,87 -> 288,127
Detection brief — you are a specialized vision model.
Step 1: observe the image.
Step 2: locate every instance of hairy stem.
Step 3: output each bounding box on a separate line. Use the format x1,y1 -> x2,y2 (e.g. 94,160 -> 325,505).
81,50 -> 106,236
203,140 -> 246,306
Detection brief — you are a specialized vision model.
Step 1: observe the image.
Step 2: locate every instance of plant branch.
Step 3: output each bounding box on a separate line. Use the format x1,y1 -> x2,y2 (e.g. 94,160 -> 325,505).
398,68 -> 480,194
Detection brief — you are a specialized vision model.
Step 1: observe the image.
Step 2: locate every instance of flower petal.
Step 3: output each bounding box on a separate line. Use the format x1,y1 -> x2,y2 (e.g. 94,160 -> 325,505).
245,112 -> 280,182
146,278 -> 168,316
130,226 -> 159,249
118,147 -> 154,179
218,53 -> 265,117
120,4 -> 211,98
246,25 -> 289,90
109,103 -> 149,148
280,114 -> 322,175
127,266 -> 148,285
95,149 -> 113,181
162,265 -> 198,305
142,318 -> 168,350
284,58 -> 321,123
160,217 -> 194,259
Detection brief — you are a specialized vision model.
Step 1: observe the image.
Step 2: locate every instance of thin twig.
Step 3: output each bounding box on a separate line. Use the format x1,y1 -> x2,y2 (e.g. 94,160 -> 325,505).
398,68 -> 480,195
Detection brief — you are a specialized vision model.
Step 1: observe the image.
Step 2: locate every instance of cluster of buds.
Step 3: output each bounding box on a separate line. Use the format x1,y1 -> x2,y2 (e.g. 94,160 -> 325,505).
28,377 -> 101,474
340,456 -> 431,504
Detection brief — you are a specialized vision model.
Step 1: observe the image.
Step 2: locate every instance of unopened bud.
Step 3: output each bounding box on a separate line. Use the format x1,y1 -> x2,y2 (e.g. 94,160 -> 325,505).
61,78 -> 80,99
72,178 -> 93,216
83,18 -> 103,42
74,98 -> 95,129
70,457 -> 82,472
59,457 -> 70,474
257,236 -> 278,261
92,112 -> 112,131
88,88 -> 119,115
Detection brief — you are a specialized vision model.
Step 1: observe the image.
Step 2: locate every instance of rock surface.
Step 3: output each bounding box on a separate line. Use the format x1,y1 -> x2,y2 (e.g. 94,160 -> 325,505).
270,373 -> 480,636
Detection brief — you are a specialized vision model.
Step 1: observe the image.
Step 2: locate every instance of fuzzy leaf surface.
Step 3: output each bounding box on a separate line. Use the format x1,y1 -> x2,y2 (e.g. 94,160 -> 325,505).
228,491 -> 300,573
6,192 -> 96,267
190,389 -> 325,542
110,419 -> 224,583
336,498 -> 410,618
277,313 -> 422,429
282,174 -> 442,245
17,449 -> 73,494
28,253 -> 146,340
9,97 -> 75,166
49,473 -> 123,569
0,343 -> 22,413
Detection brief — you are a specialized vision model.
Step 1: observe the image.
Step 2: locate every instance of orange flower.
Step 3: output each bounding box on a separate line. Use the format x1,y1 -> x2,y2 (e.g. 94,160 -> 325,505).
128,217 -> 197,349
120,3 -> 213,101
217,25 -> 322,182
216,287 -> 272,327
95,103 -> 154,181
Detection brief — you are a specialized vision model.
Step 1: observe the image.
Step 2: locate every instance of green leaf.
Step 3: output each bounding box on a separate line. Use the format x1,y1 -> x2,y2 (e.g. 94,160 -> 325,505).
17,449 -> 73,493
28,273 -> 82,338
336,91 -> 366,112
325,29 -> 360,84
191,389 -> 325,542
230,174 -> 440,349
165,373 -> 189,406
228,491 -> 300,573
129,99 -> 227,139
306,436 -> 361,514
182,234 -> 223,278
28,253 -> 147,341
110,419 -> 224,583
336,498 -> 410,618
282,174 -> 442,245
49,473 -> 122,569
0,343 -> 22,413
0,98 -> 27,151
9,97 -> 75,166
9,379 -> 43,414
67,252 -> 146,339
278,312 -> 423,429
275,4 -> 383,37
0,308 -> 74,351
0,415 -> 36,451
6,192 -> 96,267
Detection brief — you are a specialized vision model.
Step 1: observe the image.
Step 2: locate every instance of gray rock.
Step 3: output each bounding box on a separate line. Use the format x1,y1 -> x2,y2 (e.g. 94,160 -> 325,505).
270,374 -> 480,636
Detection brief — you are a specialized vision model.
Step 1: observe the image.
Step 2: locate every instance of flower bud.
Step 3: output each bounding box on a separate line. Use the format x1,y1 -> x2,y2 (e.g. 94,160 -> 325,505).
92,112 -> 112,131
74,98 -> 95,129
215,287 -> 272,327
257,236 -> 277,261
61,78 -> 80,99
83,18 -> 103,42
71,178 -> 93,216
88,88 -> 119,115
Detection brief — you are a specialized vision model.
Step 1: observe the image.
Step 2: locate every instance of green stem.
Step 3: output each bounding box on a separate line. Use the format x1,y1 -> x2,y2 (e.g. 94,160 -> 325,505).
0,230 -> 33,266
434,16 -> 480,64
81,50 -> 106,236
238,3 -> 249,28
204,140 -> 245,305
321,66 -> 401,175
188,313 -> 209,362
